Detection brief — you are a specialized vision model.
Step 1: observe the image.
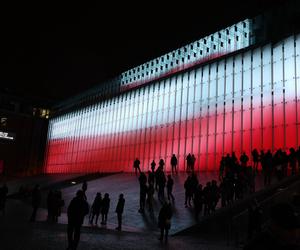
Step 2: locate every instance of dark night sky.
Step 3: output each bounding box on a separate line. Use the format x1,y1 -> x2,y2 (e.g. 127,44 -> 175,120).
0,0 -> 286,103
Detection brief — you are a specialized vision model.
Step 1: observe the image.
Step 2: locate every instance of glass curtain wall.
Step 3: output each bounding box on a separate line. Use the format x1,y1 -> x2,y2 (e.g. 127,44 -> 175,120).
44,34 -> 300,173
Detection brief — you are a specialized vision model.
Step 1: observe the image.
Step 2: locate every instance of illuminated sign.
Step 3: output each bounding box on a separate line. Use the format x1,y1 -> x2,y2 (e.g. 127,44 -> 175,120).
0,131 -> 15,140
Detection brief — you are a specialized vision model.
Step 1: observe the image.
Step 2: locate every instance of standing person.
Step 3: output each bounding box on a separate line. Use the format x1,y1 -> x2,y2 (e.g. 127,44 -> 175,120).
157,168 -> 166,203
82,181 -> 87,201
115,194 -> 125,231
53,190 -> 64,222
151,160 -> 156,173
240,152 -> 249,168
158,202 -> 173,242
89,192 -> 102,226
133,158 -> 141,175
30,184 -> 41,222
166,175 -> 175,202
101,193 -> 110,225
186,153 -> 192,173
139,176 -> 148,213
67,190 -> 89,250
170,154 -> 178,174
159,159 -> 165,171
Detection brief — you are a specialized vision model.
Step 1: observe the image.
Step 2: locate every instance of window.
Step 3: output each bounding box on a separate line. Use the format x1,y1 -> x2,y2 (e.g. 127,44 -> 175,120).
234,26 -> 237,32
167,55 -> 169,60
228,39 -> 231,44
172,52 -> 175,57
243,22 -> 246,28
184,47 -> 187,52
161,57 -> 164,62
176,59 -> 179,64
170,62 -> 173,66
221,42 -> 224,47
200,50 -> 203,55
182,57 -> 184,62
226,29 -> 229,35
187,55 -> 190,60
236,36 -> 239,41
206,48 -> 209,52
160,66 -> 163,70
151,69 -> 153,74
197,41 -> 200,47
213,45 -> 216,50
190,44 -> 193,50
155,68 -> 158,72
218,33 -> 221,38
244,32 -> 247,38
211,36 -> 214,41
142,65 -> 144,70
194,52 -> 197,57
204,39 -> 207,44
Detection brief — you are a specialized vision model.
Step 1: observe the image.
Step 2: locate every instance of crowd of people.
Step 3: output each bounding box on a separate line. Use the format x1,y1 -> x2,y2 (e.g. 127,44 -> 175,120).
1,147 -> 300,249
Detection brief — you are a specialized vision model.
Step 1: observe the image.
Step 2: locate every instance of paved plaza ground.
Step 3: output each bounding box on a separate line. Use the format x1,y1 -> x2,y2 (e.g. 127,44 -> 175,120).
0,171 -> 270,249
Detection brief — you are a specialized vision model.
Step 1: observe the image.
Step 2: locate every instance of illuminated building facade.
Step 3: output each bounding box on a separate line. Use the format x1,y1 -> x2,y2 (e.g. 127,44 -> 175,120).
44,5 -> 300,173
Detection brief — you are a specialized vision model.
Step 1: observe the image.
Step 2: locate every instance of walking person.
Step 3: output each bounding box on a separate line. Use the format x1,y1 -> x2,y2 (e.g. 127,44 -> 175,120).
133,158 -> 141,175
89,192 -> 102,226
115,194 -> 125,231
67,190 -> 89,250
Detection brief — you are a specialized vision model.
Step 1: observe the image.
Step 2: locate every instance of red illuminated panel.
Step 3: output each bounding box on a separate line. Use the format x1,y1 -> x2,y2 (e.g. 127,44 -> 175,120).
274,126 -> 284,150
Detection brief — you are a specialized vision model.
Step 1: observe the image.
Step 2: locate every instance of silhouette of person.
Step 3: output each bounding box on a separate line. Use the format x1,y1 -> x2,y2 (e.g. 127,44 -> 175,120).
167,175 -> 175,202
115,194 -> 125,231
151,160 -> 156,173
30,184 -> 41,222
159,159 -> 165,170
158,201 -> 173,242
170,154 -> 178,174
186,153 -> 192,172
133,158 -> 141,175
90,192 -> 102,225
101,193 -> 110,225
82,181 -> 87,200
67,190 -> 89,250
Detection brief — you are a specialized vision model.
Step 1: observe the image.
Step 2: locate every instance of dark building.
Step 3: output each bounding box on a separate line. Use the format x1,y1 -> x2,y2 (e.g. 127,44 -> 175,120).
0,90 -> 52,175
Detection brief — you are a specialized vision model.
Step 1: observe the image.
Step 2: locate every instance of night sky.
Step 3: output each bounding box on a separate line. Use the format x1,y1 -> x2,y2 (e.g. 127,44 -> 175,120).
0,0 -> 286,103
